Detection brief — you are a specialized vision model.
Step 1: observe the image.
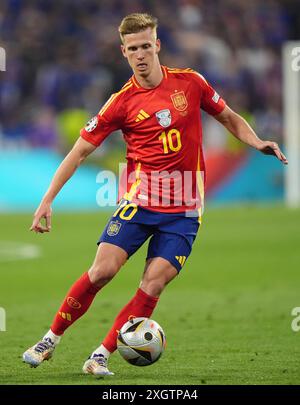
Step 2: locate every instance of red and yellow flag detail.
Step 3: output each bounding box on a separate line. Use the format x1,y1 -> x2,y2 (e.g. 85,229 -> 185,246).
170,91 -> 188,112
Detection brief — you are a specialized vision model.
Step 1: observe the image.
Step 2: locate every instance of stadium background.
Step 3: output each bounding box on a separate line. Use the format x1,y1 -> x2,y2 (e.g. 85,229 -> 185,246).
0,0 -> 300,385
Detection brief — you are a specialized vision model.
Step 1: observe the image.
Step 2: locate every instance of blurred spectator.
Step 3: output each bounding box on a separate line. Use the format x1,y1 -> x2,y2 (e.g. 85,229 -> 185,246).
28,107 -> 58,149
0,0 -> 299,155
57,108 -> 89,149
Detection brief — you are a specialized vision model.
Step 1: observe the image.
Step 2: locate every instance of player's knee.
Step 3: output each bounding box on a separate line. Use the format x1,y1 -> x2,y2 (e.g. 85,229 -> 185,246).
140,278 -> 166,297
88,259 -> 121,287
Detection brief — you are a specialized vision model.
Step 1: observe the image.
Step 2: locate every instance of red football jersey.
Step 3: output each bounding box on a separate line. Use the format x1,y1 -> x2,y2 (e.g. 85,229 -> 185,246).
80,66 -> 226,216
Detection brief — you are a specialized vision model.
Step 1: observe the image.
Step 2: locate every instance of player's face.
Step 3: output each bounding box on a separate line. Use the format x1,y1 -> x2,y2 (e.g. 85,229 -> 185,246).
121,27 -> 161,77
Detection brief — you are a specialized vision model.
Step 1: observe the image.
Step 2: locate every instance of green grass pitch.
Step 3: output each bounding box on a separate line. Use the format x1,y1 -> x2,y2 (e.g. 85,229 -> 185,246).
0,205 -> 300,385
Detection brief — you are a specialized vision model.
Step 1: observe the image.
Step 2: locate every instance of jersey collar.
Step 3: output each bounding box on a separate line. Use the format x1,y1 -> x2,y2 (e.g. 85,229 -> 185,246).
131,65 -> 168,90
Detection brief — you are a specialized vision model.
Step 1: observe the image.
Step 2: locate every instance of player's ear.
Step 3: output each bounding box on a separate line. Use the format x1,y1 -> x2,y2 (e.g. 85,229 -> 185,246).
121,45 -> 127,58
156,39 -> 161,54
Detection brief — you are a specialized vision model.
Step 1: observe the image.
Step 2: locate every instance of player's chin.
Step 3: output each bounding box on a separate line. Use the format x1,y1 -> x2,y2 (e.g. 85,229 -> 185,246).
135,65 -> 149,76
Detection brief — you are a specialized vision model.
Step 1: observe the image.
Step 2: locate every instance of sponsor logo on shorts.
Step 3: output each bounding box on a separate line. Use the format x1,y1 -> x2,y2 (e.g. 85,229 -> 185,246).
175,255 -> 186,266
67,296 -> 82,309
107,220 -> 122,236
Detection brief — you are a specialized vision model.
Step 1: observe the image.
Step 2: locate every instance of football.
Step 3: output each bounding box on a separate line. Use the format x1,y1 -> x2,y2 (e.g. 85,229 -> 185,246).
117,317 -> 166,366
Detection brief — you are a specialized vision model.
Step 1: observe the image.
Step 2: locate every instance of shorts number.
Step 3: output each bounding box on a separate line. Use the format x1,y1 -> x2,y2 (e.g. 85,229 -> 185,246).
159,129 -> 182,154
113,201 -> 138,221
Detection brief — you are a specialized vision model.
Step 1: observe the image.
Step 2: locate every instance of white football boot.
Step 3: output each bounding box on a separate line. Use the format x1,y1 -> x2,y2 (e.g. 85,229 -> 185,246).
23,338 -> 55,367
82,354 -> 114,377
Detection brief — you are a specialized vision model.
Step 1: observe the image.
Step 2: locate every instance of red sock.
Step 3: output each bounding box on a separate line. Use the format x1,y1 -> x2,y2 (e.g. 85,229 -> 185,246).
51,272 -> 100,335
102,288 -> 159,353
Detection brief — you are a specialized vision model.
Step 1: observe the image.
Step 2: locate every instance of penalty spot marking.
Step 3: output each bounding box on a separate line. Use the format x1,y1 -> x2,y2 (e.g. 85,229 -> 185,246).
0,241 -> 41,263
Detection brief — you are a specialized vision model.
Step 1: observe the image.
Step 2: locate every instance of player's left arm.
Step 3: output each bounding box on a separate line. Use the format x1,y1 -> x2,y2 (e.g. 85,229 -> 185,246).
214,105 -> 288,165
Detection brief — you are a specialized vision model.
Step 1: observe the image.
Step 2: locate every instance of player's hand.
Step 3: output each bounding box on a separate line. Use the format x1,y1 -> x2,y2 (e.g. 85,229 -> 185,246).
30,201 -> 52,233
256,141 -> 288,165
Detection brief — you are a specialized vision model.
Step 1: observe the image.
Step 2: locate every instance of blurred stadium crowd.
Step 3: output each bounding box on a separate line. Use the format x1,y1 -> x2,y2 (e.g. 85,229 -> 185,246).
0,0 -> 299,153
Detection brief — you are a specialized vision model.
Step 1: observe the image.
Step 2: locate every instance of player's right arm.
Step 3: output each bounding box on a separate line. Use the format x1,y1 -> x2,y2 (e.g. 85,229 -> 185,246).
31,83 -> 128,233
30,138 -> 96,233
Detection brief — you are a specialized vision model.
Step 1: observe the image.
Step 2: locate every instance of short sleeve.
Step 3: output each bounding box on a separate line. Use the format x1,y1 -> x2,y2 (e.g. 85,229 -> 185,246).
192,72 -> 226,116
80,92 -> 125,147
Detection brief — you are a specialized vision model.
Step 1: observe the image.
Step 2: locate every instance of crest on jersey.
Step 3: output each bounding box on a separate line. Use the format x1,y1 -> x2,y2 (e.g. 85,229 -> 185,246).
155,109 -> 171,128
85,116 -> 98,132
170,91 -> 188,111
212,91 -> 220,103
107,220 -> 122,236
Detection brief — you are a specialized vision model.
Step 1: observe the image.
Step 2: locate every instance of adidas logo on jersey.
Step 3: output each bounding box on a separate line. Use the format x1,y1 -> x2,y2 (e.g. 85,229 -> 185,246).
135,109 -> 150,122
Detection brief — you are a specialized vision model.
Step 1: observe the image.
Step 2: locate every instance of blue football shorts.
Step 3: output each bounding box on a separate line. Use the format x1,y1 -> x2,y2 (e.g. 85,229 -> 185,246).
98,199 -> 200,272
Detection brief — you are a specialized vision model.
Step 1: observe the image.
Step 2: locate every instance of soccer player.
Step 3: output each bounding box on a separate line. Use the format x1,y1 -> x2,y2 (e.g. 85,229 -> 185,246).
23,13 -> 287,376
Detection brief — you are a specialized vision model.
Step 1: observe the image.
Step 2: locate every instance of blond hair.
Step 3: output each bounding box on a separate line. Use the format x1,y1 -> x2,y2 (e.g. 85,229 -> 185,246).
118,13 -> 158,43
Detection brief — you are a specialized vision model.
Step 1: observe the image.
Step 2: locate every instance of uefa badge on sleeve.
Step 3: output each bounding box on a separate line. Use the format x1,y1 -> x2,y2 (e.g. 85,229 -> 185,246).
212,91 -> 220,103
85,116 -> 98,132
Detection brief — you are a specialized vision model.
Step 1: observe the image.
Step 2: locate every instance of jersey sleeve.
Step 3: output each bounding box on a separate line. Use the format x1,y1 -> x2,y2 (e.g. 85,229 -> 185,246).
191,71 -> 226,116
80,92 -> 125,147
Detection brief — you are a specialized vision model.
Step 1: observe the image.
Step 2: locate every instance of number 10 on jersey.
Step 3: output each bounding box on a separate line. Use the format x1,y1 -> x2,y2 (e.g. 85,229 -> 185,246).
159,129 -> 182,154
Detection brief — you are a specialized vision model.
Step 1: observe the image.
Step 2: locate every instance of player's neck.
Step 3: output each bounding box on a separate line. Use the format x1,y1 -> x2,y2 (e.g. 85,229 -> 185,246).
134,63 -> 163,89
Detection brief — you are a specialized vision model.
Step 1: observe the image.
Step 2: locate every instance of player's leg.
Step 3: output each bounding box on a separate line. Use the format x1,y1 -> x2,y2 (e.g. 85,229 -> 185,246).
85,257 -> 177,376
82,201 -> 159,376
49,242 -> 128,334
100,257 -> 177,353
22,242 -> 127,368
139,256 -> 178,295
84,210 -> 199,376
